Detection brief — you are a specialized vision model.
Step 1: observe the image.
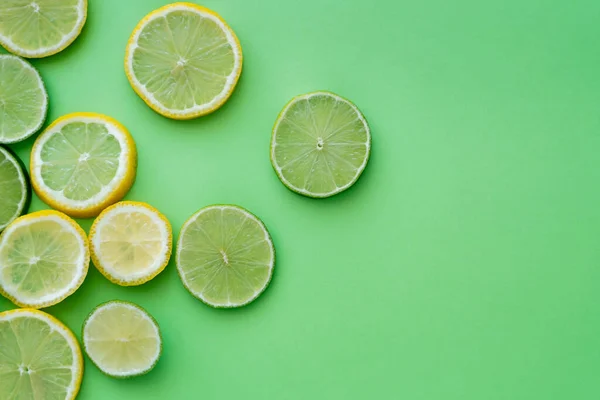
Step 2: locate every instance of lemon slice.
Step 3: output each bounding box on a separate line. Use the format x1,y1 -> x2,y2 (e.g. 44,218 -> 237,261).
0,210 -> 89,308
271,91 -> 371,198
0,54 -> 48,144
30,112 -> 137,218
89,201 -> 173,286
177,205 -> 275,308
83,301 -> 162,378
0,308 -> 83,400
0,0 -> 87,58
125,3 -> 243,119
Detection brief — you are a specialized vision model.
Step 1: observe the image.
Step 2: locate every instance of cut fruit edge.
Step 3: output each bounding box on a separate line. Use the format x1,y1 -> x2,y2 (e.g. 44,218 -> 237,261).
175,204 -> 275,308
0,146 -> 31,231
82,300 -> 162,378
0,0 -> 87,58
30,112 -> 137,218
270,91 -> 372,198
0,308 -> 84,400
0,55 -> 48,144
124,2 -> 243,119
0,210 -> 89,308
89,201 -> 173,286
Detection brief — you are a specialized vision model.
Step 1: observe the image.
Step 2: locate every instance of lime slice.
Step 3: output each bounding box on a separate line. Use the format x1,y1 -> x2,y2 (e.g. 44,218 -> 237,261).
176,205 -> 275,308
0,210 -> 89,308
89,201 -> 173,286
0,0 -> 87,58
30,112 -> 137,218
125,3 -> 243,119
0,308 -> 83,400
271,91 -> 371,198
83,301 -> 162,378
0,146 -> 31,231
0,54 -> 48,144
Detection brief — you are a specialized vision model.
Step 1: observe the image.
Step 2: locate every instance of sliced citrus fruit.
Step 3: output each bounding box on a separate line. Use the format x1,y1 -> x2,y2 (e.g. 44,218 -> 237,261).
0,308 -> 83,400
0,0 -> 87,58
83,300 -> 161,378
125,2 -> 243,119
271,91 -> 371,198
0,146 -> 31,231
89,201 -> 173,286
177,205 -> 275,308
30,112 -> 137,218
0,209 -> 89,308
0,54 -> 48,144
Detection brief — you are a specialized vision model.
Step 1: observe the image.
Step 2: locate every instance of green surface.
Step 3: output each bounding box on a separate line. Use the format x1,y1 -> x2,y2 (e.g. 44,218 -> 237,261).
1,0 -> 600,399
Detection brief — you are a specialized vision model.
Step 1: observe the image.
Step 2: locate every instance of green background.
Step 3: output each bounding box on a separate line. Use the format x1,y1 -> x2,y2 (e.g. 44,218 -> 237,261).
2,0 -> 600,398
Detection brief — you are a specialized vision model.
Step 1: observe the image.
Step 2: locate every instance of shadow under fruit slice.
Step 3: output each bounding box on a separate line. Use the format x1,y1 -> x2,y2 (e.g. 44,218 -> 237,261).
0,308 -> 83,400
176,205 -> 275,308
0,210 -> 89,308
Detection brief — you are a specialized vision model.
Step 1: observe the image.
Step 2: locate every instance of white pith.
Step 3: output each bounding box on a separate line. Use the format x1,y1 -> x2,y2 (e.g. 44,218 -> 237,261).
0,214 -> 87,306
0,54 -> 47,144
271,91 -> 372,197
0,309 -> 82,399
176,205 -> 275,307
0,0 -> 87,58
92,204 -> 170,282
0,147 -> 28,231
125,4 -> 242,117
32,115 -> 132,210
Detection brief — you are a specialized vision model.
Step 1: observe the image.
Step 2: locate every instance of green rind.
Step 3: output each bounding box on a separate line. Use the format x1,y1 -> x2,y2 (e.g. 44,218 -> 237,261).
82,300 -> 162,379
176,204 -> 276,309
0,55 -> 48,144
0,145 -> 32,231
269,90 -> 372,198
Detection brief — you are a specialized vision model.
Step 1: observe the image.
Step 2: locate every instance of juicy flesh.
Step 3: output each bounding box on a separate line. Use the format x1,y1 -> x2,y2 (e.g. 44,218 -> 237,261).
0,150 -> 25,230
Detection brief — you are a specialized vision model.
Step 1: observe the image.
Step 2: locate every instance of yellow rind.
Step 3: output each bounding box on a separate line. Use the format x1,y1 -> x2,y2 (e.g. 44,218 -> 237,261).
0,210 -> 90,309
0,308 -> 84,400
124,2 -> 243,120
89,201 -> 173,286
30,112 -> 137,218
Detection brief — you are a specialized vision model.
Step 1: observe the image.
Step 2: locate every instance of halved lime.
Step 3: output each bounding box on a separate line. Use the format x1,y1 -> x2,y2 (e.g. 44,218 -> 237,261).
125,3 -> 243,119
0,210 -> 89,308
83,301 -> 161,378
0,0 -> 87,58
0,54 -> 47,144
177,205 -> 275,308
0,146 -> 31,231
30,112 -> 137,218
0,308 -> 84,400
271,91 -> 371,198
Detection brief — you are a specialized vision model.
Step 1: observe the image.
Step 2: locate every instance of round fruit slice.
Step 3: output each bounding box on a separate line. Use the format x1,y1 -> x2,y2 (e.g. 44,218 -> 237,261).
0,210 -> 89,308
0,308 -> 83,400
0,146 -> 31,231
83,301 -> 161,378
0,55 -> 48,144
30,112 -> 137,218
271,91 -> 371,198
177,205 -> 275,308
125,3 -> 243,119
89,201 -> 173,286
0,0 -> 87,58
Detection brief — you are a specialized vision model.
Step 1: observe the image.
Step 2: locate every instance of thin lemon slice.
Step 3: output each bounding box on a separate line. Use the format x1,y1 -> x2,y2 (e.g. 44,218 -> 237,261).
30,112 -> 137,218
271,91 -> 371,198
0,210 -> 89,308
125,2 -> 243,119
0,54 -> 48,143
0,308 -> 83,400
0,146 -> 31,231
89,201 -> 173,286
177,205 -> 275,308
0,0 -> 87,58
83,301 -> 162,378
